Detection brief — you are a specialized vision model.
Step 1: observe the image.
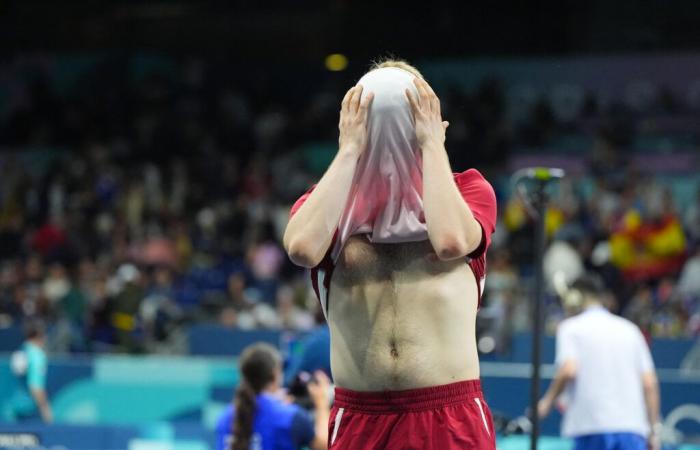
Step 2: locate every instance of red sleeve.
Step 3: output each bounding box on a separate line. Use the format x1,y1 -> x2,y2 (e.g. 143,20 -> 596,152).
289,185 -> 316,218
289,185 -> 336,273
454,169 -> 497,258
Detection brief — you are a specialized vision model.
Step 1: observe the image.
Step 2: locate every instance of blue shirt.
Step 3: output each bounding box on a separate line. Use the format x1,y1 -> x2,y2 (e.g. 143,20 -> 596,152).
23,342 -> 48,391
284,326 -> 331,386
8,342 -> 47,419
215,393 -> 315,450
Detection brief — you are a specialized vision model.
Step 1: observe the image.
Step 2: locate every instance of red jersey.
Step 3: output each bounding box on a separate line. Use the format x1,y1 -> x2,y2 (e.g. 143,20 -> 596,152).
290,169 -> 497,318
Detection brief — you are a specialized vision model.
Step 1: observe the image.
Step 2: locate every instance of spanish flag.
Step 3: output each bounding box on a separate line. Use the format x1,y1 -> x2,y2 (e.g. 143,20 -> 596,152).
610,210 -> 687,281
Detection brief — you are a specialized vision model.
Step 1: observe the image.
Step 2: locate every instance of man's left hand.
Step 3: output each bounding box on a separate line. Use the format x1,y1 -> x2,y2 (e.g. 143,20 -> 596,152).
405,78 -> 449,150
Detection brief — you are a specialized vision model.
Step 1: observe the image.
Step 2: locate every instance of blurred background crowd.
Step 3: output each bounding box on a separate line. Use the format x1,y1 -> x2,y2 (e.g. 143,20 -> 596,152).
0,3 -> 698,449
0,52 -> 698,356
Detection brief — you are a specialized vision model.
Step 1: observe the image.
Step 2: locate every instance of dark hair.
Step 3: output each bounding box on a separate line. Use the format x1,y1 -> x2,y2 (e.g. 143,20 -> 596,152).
23,319 -> 46,340
570,273 -> 605,298
231,343 -> 281,450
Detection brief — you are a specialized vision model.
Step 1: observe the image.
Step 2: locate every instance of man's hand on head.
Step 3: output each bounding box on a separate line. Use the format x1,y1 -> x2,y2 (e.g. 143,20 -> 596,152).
405,78 -> 449,152
284,85 -> 373,268
338,85 -> 374,159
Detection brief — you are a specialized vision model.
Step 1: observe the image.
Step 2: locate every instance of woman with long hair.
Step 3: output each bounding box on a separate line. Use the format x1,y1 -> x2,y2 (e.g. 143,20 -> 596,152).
216,342 -> 330,450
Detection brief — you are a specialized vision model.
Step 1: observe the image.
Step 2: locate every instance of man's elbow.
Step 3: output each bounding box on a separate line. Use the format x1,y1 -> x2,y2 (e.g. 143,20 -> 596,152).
433,221 -> 482,261
285,236 -> 323,268
642,372 -> 659,392
30,387 -> 46,403
560,361 -> 577,381
434,235 -> 470,261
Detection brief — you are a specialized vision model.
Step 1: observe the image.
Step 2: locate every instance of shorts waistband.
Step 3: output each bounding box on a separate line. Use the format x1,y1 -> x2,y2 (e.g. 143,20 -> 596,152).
333,379 -> 483,413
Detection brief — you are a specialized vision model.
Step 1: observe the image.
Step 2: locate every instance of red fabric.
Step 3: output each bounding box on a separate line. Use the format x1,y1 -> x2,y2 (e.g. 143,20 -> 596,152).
329,380 -> 496,449
622,254 -> 687,282
454,169 -> 497,259
289,169 -> 498,308
455,169 -> 498,301
32,223 -> 67,256
290,185 -> 336,314
289,185 -> 316,218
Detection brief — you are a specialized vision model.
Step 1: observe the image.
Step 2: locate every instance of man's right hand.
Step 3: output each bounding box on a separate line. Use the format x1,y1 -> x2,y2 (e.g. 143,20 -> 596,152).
647,435 -> 661,450
284,85 -> 372,269
338,85 -> 374,158
648,423 -> 663,450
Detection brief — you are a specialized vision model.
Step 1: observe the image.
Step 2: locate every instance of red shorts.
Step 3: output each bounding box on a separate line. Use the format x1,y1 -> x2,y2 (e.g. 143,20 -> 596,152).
328,379 -> 496,450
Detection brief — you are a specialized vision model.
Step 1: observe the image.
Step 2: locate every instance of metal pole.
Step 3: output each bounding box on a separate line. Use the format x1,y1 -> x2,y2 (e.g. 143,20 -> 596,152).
529,181 -> 547,450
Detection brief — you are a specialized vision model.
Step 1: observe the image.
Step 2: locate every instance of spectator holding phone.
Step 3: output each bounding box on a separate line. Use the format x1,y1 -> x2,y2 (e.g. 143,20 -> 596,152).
216,342 -> 331,450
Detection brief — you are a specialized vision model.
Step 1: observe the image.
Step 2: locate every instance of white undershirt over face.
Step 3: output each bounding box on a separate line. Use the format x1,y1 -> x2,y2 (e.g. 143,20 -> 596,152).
555,305 -> 655,437
333,68 -> 426,261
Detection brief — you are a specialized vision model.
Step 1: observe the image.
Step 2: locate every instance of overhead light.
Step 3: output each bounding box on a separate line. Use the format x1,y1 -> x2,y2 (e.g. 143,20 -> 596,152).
325,53 -> 348,71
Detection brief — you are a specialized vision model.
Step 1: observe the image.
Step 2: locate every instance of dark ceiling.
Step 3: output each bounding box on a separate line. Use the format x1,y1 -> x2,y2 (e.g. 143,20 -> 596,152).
2,0 -> 699,62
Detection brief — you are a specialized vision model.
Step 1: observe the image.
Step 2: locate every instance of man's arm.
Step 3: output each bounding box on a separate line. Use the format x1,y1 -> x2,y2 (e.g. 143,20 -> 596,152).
643,371 -> 661,432
27,350 -> 52,423
539,323 -> 576,418
283,85 -> 373,268
634,328 -> 661,449
538,360 -> 576,418
406,78 -> 483,260
30,388 -> 52,423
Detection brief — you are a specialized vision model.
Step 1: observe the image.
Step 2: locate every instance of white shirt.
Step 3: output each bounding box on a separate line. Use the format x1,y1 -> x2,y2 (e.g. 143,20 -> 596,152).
556,306 -> 655,437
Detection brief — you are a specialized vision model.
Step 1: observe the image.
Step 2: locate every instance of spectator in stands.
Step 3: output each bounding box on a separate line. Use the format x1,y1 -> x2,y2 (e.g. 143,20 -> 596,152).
538,275 -> 661,450
480,249 -> 519,350
683,188 -> 700,245
111,264 -> 146,352
247,237 -> 286,306
0,53 -> 699,354
55,266 -> 88,352
0,263 -> 21,320
5,319 -> 53,423
677,247 -> 700,297
227,272 -> 254,311
276,286 -> 313,332
625,286 -> 655,339
219,273 -> 254,329
216,342 -> 330,450
140,266 -> 182,346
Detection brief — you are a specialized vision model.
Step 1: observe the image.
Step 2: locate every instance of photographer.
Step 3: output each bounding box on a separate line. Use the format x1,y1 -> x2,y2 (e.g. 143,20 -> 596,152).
216,343 -> 330,450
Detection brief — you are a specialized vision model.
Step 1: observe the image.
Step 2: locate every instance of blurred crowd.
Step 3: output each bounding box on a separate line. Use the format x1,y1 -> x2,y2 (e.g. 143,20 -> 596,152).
482,179 -> 700,347
0,55 -> 698,354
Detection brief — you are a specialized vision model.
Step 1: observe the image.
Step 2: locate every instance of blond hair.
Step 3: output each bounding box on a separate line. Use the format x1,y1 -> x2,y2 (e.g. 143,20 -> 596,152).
369,58 -> 423,79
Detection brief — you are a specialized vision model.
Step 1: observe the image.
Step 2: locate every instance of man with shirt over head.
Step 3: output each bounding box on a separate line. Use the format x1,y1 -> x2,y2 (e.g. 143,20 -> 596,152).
284,59 -> 498,449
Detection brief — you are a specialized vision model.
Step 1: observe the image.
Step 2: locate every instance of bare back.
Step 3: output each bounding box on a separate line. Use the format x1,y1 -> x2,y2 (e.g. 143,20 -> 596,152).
328,235 -> 480,391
